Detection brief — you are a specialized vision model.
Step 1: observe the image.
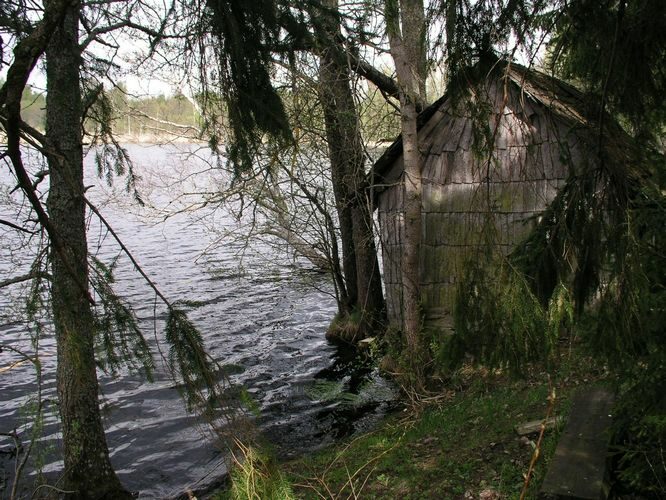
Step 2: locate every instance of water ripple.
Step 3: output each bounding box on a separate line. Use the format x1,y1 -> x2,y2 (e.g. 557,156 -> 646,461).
0,144 -> 397,498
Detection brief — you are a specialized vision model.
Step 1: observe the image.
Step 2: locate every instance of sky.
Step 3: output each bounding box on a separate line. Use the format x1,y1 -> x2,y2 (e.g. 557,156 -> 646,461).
1,1 -> 548,101
0,0 -> 183,98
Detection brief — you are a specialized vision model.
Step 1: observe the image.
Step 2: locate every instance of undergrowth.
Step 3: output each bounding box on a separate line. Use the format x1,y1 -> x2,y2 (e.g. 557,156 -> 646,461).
215,440 -> 295,500
278,348 -> 607,499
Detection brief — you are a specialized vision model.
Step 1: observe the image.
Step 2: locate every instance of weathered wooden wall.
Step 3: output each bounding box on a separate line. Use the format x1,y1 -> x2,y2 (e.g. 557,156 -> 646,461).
378,77 -> 589,331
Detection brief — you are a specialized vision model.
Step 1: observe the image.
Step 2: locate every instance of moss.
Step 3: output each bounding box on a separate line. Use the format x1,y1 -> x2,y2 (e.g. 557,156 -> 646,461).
326,309 -> 365,344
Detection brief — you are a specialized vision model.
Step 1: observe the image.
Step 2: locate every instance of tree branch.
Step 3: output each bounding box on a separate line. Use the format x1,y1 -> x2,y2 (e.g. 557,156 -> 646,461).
349,50 -> 401,100
0,218 -> 37,235
129,109 -> 200,133
1,0 -> 95,305
0,272 -> 50,289
84,198 -> 173,309
79,19 -> 173,51
276,24 -> 402,101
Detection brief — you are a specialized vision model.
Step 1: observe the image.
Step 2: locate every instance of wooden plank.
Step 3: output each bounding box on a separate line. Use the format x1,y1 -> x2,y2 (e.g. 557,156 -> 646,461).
539,387 -> 614,500
427,216 -> 440,249
419,108 -> 447,141
539,112 -> 555,143
434,154 -> 450,186
507,115 -> 532,146
458,118 -> 474,151
441,116 -> 468,152
515,416 -> 564,436
513,80 -> 538,119
507,146 -> 524,181
448,150 -> 469,184
494,115 -> 509,150
429,115 -> 457,153
427,183 -> 446,214
422,153 -> 440,184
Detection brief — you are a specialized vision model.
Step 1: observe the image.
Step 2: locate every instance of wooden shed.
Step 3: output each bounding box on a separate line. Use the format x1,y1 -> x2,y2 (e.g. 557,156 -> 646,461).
372,59 -> 603,333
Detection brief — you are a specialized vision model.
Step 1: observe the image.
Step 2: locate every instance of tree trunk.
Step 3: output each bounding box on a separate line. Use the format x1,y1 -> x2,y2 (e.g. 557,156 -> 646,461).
398,91 -> 423,363
45,2 -> 130,497
445,0 -> 458,61
318,0 -> 386,335
350,201 -> 386,333
386,0 -> 427,377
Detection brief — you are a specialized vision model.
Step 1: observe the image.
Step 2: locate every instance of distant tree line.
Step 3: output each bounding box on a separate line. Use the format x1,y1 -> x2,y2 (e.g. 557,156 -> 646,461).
5,79 -> 400,144
5,81 -> 201,139
107,87 -> 200,138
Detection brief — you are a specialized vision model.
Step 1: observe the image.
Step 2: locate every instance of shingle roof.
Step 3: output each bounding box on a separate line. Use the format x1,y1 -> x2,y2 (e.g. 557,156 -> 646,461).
369,57 -> 643,194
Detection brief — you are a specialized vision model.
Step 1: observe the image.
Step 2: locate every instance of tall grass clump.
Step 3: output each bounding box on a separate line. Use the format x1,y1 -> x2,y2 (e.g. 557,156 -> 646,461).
225,440 -> 295,500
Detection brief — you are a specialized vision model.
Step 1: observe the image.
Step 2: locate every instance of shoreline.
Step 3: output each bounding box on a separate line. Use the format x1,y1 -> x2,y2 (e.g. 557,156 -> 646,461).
109,133 -> 206,145
0,131 -> 206,146
1,132 -> 395,149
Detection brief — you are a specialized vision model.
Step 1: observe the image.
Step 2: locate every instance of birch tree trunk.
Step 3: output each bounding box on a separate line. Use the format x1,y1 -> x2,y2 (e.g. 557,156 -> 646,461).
386,0 -> 427,378
45,1 -> 130,496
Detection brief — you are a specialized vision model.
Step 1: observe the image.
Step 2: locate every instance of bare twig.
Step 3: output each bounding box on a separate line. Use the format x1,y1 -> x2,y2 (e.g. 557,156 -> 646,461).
29,483 -> 76,499
520,379 -> 557,499
294,425 -> 406,499
0,342 -> 45,500
0,218 -> 38,234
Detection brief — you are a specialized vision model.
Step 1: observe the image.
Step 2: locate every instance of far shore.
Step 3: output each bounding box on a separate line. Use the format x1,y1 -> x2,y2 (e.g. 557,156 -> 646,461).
0,131 -> 207,146
108,132 -> 207,145
1,132 -> 394,150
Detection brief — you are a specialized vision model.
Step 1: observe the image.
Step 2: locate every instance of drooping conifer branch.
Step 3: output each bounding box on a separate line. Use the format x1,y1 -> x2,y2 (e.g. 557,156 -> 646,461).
205,0 -> 294,170
85,197 -> 222,411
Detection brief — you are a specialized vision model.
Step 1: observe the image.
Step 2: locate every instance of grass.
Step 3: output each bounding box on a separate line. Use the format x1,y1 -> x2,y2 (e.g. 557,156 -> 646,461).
219,347 -> 610,499
326,310 -> 364,343
281,350 -> 609,499
213,440 -> 296,500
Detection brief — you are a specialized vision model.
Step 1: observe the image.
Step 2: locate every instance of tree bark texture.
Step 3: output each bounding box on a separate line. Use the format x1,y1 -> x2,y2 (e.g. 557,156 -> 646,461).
387,0 -> 427,371
318,0 -> 386,334
45,2 -> 129,497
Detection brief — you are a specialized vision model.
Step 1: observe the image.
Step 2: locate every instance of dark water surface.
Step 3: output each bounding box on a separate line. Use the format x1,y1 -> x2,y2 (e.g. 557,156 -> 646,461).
0,144 -> 397,498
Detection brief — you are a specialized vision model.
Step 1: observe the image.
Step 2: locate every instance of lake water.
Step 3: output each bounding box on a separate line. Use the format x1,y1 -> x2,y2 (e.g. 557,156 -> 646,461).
0,144 -> 396,498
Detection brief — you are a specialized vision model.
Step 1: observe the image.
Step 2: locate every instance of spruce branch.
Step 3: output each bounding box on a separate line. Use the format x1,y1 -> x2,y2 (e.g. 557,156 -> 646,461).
84,198 -> 222,412
89,257 -> 154,379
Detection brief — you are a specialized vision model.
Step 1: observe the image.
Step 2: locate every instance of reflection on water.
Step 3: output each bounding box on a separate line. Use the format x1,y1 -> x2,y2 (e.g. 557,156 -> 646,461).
0,144 -> 397,498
